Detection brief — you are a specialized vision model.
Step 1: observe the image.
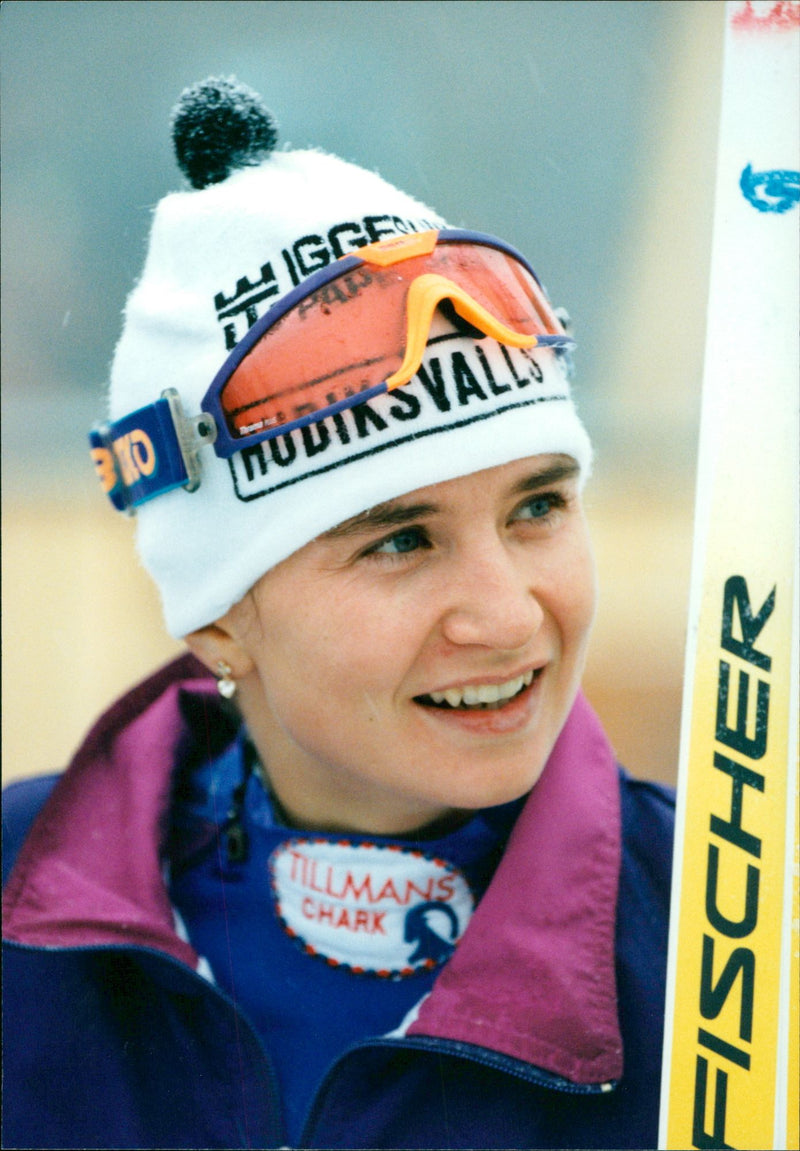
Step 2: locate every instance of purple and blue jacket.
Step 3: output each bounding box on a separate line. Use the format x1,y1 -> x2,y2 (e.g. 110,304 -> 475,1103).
3,654 -> 674,1149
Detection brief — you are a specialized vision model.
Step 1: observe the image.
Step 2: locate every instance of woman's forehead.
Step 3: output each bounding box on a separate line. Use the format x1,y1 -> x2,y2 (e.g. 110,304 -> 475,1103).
322,454 -> 582,541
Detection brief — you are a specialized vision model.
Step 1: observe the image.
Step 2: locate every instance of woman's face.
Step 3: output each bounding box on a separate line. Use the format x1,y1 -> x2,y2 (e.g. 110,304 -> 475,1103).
212,453 -> 597,835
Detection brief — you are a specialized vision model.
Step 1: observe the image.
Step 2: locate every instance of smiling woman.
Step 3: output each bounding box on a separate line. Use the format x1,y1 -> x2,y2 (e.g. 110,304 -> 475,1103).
2,78 -> 674,1151
187,454 -> 595,835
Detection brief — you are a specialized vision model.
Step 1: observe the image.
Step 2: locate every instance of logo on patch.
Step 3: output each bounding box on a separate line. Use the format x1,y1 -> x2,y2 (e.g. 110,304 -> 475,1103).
270,839 -> 474,977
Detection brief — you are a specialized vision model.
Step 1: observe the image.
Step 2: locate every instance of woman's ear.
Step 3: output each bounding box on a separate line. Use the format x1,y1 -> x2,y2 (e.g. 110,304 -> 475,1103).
183,622 -> 255,680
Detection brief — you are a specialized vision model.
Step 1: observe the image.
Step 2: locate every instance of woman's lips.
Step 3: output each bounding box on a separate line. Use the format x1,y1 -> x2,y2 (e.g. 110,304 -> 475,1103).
413,667 -> 544,735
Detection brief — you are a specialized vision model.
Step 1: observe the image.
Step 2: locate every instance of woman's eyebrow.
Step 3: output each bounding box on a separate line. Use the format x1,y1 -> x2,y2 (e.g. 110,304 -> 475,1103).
323,460 -> 581,541
322,501 -> 438,540
511,460 -> 581,494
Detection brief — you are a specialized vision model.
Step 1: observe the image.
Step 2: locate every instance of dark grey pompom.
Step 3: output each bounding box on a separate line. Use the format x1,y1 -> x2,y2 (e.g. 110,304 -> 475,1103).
171,76 -> 278,189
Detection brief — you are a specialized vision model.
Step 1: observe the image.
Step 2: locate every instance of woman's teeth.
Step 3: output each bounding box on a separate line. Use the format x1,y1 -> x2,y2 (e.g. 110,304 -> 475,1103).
426,669 -> 535,710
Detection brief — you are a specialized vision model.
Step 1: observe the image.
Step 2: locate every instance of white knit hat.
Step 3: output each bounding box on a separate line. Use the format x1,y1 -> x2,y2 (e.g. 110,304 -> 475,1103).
104,78 -> 592,637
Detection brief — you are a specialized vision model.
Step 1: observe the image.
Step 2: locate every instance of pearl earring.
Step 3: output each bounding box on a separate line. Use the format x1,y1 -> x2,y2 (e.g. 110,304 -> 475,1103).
216,661 -> 237,699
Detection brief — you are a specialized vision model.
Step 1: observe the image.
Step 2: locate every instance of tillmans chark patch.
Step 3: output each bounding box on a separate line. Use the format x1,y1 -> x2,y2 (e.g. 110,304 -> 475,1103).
270,839 -> 475,978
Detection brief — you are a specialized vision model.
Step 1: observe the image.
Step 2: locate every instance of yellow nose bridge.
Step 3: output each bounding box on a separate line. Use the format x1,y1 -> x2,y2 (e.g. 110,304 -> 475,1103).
384,273 -> 540,391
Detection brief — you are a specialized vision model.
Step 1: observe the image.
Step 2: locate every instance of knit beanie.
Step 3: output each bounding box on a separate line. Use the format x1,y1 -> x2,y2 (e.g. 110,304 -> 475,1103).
104,78 -> 592,637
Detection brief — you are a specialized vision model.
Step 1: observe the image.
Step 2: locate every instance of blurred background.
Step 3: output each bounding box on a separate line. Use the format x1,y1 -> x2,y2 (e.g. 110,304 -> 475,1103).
2,0 -> 725,785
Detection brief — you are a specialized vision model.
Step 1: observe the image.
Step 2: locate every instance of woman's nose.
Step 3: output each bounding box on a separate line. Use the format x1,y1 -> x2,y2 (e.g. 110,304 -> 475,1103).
439,541 -> 544,652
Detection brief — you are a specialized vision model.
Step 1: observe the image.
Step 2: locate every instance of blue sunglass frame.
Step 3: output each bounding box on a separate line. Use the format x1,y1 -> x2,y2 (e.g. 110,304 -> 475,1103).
88,229 -> 573,513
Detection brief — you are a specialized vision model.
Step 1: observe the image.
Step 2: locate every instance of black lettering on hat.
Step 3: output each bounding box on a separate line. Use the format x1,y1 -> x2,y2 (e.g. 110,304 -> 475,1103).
364,215 -> 395,243
282,248 -> 301,287
294,234 -> 330,276
352,400 -> 389,438
212,217 -> 443,356
387,388 -> 422,421
215,265 -> 280,320
327,405 -> 352,446
452,352 -> 487,406
520,348 -> 545,383
269,434 -> 298,468
214,264 -> 281,346
300,421 -> 331,457
241,443 -> 269,483
230,392 -> 569,503
474,345 -> 512,396
500,345 -> 534,388
415,360 -> 452,412
328,222 -> 368,258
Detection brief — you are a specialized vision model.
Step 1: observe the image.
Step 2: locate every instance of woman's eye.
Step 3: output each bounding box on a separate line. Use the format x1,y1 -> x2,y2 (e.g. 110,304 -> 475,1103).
513,492 -> 564,522
368,527 -> 429,556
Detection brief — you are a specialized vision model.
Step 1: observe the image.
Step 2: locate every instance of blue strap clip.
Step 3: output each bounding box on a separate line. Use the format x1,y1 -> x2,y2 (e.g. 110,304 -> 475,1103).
88,389 -> 217,514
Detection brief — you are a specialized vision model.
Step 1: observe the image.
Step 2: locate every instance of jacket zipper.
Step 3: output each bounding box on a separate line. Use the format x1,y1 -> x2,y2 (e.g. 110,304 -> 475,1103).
6,938 -> 617,1149
301,1032 -> 618,1145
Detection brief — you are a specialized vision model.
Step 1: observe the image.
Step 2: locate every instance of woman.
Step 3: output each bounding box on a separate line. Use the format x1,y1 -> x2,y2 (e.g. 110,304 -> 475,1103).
2,78 -> 673,1150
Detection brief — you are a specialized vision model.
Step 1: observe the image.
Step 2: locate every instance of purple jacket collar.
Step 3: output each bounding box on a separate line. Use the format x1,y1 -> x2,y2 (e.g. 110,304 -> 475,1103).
3,655 -> 623,1085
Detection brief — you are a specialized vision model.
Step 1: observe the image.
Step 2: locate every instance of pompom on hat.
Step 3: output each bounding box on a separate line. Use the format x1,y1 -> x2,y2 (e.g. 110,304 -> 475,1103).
100,77 -> 592,637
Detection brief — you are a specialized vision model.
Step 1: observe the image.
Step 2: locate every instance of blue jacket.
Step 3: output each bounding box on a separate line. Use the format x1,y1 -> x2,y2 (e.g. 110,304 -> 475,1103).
3,655 -> 674,1149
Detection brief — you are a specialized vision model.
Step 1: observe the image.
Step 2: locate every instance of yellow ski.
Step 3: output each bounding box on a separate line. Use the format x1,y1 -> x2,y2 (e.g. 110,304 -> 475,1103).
659,3 -> 799,1149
